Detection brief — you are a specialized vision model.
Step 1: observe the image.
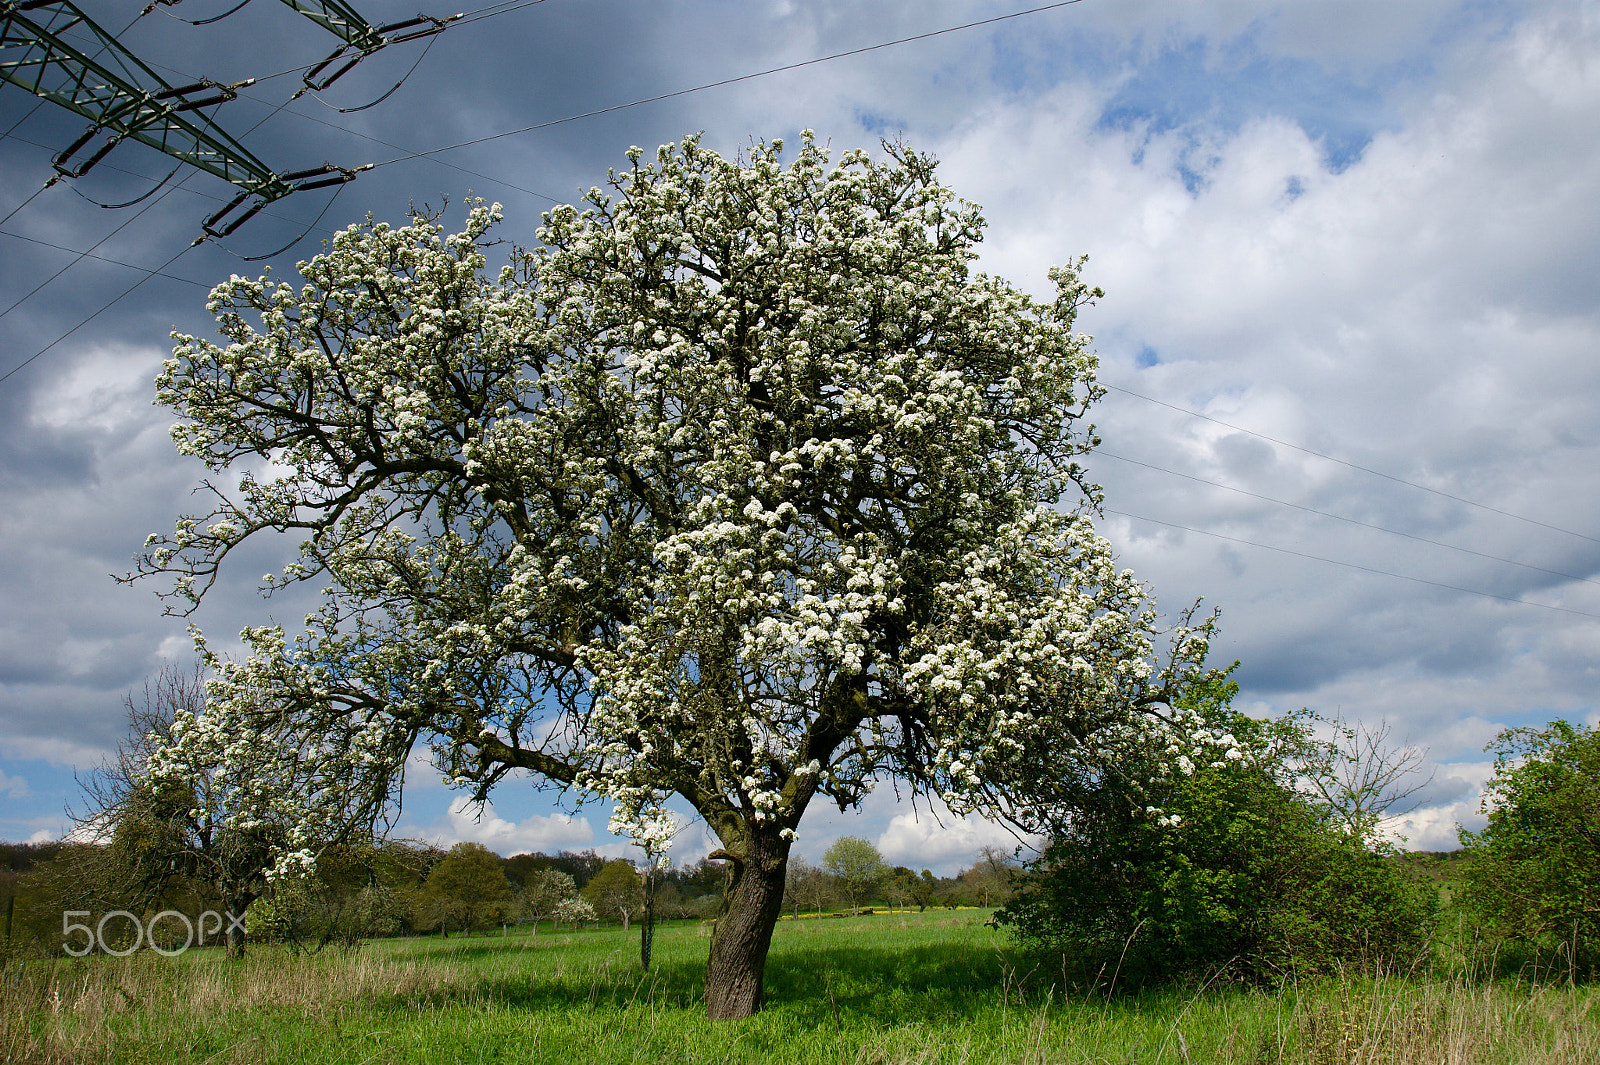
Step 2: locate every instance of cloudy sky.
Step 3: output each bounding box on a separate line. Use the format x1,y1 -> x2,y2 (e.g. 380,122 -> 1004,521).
1,0 -> 1596,872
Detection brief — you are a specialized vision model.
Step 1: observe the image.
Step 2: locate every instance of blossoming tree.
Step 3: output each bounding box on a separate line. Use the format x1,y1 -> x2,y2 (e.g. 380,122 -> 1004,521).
139,134 -> 1215,1018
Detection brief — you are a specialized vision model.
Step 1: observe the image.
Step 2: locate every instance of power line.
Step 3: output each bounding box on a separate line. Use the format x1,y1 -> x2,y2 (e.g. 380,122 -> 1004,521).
137,0 -> 460,96
0,238 -> 196,386
298,25 -> 437,113
1096,449 -> 1600,590
139,0 -> 552,88
0,36 -> 557,382
1,1 -> 346,232
6,119 -> 530,268
14,0 -> 1048,240
1102,382 -> 1600,548
0,0 -> 559,325
451,0 -> 551,28
0,175 -> 189,323
0,226 -> 208,287
1107,509 -> 1600,622
0,181 -> 52,230
206,176 -> 346,260
366,0 -> 1091,169
0,129 -> 308,225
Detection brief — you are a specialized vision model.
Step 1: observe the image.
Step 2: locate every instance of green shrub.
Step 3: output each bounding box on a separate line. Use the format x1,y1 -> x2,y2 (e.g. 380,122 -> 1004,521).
1457,720 -> 1600,978
996,677 -> 1435,986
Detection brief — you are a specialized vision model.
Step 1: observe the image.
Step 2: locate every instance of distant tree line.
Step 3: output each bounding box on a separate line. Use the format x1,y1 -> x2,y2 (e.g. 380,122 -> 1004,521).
0,828 -> 1021,961
781,837 -> 1018,920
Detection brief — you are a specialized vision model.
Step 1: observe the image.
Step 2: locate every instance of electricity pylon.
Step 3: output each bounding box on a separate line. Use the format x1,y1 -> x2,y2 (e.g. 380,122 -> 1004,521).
151,0 -> 458,91
1,0 -> 365,234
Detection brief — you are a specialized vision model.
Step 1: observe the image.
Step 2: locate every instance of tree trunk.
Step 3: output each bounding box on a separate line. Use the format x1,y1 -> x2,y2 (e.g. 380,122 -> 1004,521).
222,887 -> 255,960
640,898 -> 654,971
704,837 -> 789,1020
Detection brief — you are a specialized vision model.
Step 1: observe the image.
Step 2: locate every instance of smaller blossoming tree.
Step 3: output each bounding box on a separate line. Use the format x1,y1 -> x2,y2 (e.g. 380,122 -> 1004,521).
551,895 -> 596,931
519,867 -> 579,935
74,662 -> 279,958
137,133 -> 1218,1018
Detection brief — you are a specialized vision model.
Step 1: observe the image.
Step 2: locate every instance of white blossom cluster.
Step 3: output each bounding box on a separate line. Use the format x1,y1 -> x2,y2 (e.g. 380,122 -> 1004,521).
142,627 -> 410,878
139,133 -> 1219,875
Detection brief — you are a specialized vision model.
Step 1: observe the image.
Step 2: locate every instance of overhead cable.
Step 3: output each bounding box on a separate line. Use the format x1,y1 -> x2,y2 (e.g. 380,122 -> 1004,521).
0,225 -> 209,286
3,128 -> 307,225
147,0 -> 459,93
1103,383 -> 1600,548
365,0 -> 1090,169
1106,510 -> 1600,622
1096,449 -> 1600,590
0,83 -> 308,376
450,0 -> 550,28
0,172 -> 189,323
205,178 -> 346,259
132,52 -> 564,203
0,239 -> 195,386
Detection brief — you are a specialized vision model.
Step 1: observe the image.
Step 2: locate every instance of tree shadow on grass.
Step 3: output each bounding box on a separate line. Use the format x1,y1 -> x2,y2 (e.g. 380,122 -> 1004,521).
763,941 -> 1021,1025
361,937 -> 1022,1022
365,943 -> 711,1014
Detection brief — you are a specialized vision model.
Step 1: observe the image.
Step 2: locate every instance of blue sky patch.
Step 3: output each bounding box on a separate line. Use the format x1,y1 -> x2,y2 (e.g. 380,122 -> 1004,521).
854,109 -> 908,137
1095,35 -> 1403,176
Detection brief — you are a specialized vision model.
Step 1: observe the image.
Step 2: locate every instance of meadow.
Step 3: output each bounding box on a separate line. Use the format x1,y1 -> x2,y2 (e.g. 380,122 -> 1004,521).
3,909 -> 1597,1065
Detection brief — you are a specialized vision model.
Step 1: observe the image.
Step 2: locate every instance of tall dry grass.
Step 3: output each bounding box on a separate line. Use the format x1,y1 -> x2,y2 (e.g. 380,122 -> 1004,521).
1259,974 -> 1598,1065
2,949 -> 463,1063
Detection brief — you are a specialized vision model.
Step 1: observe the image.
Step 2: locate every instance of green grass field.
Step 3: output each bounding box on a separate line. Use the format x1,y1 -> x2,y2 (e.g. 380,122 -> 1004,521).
4,910 -> 1597,1064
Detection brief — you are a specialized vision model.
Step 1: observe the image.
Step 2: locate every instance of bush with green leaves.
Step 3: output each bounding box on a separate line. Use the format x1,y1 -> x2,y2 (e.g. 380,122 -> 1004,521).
1458,720 -> 1600,978
996,673 -> 1436,985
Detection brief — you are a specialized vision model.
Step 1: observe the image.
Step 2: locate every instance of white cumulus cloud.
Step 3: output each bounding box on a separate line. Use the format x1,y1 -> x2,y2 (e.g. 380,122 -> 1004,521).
429,797 -> 596,856
876,808 -> 1034,872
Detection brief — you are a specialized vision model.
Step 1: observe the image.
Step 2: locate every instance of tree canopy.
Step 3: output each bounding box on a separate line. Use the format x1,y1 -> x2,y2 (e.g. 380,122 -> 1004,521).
140,133 -> 1216,1018
1459,720 -> 1600,977
418,841 -> 515,934
823,835 -> 886,915
583,859 -> 645,930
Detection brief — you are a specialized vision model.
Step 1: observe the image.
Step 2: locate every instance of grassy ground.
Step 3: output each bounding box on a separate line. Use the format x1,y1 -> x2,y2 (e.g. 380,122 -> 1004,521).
4,910 -> 1598,1064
